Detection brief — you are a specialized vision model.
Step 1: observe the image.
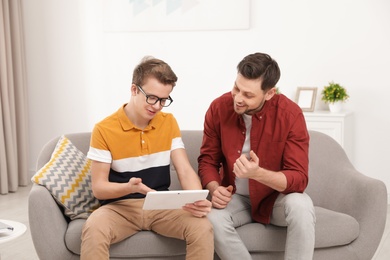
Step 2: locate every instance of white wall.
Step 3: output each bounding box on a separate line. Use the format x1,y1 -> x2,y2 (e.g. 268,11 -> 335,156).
22,0 -> 390,197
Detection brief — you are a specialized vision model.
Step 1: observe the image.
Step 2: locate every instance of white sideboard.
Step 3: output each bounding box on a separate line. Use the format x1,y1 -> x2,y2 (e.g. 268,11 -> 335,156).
303,111 -> 354,162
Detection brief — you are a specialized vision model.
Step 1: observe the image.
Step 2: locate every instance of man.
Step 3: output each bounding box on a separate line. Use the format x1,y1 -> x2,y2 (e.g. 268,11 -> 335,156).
198,52 -> 315,259
81,57 -> 214,260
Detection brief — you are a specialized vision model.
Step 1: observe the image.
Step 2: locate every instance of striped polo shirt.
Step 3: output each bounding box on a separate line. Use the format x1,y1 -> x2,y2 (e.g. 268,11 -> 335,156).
87,104 -> 184,205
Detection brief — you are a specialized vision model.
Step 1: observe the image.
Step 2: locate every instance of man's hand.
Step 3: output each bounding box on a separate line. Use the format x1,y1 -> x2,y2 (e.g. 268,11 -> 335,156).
182,199 -> 212,218
210,185 -> 233,209
233,150 -> 261,179
127,177 -> 155,195
233,151 -> 288,192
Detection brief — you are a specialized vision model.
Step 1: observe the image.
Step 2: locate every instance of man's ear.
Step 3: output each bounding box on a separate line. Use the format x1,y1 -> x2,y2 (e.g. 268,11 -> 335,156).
265,87 -> 276,101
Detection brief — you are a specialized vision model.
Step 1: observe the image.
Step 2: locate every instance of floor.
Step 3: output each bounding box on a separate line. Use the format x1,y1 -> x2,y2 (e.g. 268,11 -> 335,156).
0,184 -> 389,260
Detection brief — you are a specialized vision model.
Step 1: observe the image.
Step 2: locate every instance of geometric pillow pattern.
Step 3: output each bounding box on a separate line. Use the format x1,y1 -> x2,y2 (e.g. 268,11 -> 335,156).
31,135 -> 100,220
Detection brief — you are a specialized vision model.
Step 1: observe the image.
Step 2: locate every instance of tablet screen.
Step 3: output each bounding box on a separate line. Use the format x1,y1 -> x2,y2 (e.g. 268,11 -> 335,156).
142,190 -> 209,210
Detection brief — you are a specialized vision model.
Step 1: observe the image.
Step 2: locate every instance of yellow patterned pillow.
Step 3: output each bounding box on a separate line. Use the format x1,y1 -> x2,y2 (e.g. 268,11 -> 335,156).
31,135 -> 100,220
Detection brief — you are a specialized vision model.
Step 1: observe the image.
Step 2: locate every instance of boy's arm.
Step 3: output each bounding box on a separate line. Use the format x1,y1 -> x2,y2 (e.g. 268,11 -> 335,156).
171,148 -> 211,217
91,161 -> 153,200
170,148 -> 202,190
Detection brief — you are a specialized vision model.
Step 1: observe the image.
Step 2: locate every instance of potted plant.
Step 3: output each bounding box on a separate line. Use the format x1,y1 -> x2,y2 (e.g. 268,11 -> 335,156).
321,81 -> 349,112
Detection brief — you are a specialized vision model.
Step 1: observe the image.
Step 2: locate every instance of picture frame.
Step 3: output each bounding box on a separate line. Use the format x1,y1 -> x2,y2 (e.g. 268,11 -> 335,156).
102,0 -> 250,32
295,87 -> 317,112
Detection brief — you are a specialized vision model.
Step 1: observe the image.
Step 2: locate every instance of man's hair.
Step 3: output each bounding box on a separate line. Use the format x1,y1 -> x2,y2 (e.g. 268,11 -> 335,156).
132,56 -> 178,87
237,53 -> 281,91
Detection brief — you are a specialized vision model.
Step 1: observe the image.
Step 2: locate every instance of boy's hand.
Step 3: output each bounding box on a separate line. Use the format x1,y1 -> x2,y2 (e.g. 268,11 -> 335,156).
128,177 -> 155,195
182,199 -> 212,218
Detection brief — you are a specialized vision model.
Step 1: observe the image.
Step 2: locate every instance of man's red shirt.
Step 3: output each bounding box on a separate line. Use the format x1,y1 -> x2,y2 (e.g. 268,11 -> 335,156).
198,92 -> 309,224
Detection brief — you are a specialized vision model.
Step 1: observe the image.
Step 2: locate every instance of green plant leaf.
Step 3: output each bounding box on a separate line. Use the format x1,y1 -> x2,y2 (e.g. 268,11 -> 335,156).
321,81 -> 349,104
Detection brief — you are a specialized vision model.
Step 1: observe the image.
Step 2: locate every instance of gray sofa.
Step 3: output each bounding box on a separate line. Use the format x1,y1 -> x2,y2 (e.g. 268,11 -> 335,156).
29,130 -> 387,260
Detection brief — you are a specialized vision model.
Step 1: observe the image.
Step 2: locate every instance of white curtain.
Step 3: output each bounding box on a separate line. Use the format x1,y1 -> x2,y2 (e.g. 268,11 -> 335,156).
0,0 -> 29,194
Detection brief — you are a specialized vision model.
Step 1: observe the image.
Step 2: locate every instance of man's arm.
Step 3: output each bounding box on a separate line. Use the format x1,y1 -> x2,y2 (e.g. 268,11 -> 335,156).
198,100 -> 235,208
233,112 -> 309,193
198,99 -> 226,188
91,160 -> 153,200
233,150 -> 287,192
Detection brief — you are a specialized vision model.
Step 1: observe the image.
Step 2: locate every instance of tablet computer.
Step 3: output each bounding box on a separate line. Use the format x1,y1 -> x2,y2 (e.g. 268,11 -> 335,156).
142,190 -> 209,210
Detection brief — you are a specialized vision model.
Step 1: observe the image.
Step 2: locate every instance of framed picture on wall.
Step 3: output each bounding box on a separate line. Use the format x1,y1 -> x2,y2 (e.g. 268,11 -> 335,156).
295,87 -> 317,112
102,0 -> 250,32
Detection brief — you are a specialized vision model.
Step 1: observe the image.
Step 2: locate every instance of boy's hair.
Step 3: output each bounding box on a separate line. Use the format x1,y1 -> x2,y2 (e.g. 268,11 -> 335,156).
237,52 -> 281,91
132,56 -> 178,87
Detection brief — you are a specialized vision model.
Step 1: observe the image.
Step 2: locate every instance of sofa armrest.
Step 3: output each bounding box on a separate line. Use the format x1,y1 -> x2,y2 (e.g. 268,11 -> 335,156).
307,131 -> 388,259
338,170 -> 387,259
315,167 -> 387,259
28,183 -> 77,260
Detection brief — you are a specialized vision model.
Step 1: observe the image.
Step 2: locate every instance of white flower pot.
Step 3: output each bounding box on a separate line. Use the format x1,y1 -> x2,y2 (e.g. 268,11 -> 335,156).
328,102 -> 343,113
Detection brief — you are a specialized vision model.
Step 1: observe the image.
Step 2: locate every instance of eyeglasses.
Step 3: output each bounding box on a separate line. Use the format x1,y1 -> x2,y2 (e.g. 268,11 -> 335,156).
136,85 -> 173,107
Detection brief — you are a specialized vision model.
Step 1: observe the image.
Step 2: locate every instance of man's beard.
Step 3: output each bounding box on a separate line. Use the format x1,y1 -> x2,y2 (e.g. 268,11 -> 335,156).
243,97 -> 267,115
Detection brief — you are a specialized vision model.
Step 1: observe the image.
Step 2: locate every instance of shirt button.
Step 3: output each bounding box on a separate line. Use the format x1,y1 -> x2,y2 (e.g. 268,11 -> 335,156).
142,140 -> 145,143
237,150 -> 240,154
242,131 -> 245,134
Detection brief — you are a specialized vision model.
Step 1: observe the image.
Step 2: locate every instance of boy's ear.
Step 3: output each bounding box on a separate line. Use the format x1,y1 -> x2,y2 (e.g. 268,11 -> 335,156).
131,84 -> 137,95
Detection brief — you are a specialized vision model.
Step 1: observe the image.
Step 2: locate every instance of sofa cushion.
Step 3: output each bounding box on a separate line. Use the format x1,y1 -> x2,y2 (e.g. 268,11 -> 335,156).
313,206 -> 359,248
65,206 -> 359,257
31,135 -> 100,220
237,206 -> 359,252
65,218 -> 187,258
